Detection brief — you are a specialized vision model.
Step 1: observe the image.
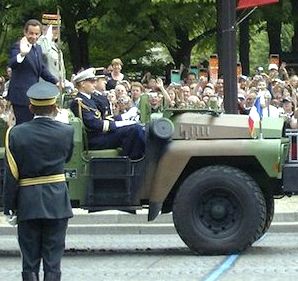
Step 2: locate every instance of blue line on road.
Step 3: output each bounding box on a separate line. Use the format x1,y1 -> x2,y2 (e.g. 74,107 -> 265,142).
202,233 -> 268,281
202,254 -> 239,281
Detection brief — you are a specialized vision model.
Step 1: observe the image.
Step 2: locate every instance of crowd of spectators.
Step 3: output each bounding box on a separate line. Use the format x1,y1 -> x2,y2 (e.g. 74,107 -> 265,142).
236,63 -> 297,121
0,66 -> 14,126
67,59 -> 298,127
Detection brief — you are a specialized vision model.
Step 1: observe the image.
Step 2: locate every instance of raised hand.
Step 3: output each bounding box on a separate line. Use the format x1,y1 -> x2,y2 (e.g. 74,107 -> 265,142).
156,77 -> 164,89
19,36 -> 32,56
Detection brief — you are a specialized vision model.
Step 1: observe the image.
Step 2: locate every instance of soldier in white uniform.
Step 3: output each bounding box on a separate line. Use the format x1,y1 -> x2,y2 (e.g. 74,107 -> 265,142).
37,14 -> 66,83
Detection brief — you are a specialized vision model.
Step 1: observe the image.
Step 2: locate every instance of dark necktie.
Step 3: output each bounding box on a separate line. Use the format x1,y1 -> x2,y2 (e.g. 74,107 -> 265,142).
31,45 -> 39,66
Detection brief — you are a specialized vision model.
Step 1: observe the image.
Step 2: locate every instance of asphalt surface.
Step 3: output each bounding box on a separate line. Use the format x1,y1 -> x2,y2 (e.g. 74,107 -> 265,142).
2,233 -> 298,281
0,196 -> 298,256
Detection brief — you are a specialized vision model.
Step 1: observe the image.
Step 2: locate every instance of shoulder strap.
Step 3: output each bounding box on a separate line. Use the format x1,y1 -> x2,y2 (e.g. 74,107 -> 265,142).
75,98 -> 91,120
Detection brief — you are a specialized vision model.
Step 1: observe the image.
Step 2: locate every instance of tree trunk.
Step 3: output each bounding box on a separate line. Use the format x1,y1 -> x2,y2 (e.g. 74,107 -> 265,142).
60,2 -> 90,73
266,18 -> 282,55
62,19 -> 90,73
167,25 -> 193,77
78,30 -> 90,70
290,0 -> 298,52
239,16 -> 250,76
167,42 -> 192,78
167,23 -> 216,77
0,23 -> 8,54
63,23 -> 81,72
171,46 -> 192,70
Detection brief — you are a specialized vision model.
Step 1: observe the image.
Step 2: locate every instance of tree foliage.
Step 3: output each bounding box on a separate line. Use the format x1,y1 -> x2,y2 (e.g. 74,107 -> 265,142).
0,0 -> 297,78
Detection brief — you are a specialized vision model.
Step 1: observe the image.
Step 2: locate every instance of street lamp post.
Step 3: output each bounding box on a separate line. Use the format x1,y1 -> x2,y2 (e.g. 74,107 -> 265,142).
220,0 -> 238,114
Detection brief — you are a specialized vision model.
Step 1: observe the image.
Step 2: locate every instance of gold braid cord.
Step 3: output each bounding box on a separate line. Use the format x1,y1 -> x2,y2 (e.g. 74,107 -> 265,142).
5,127 -> 19,180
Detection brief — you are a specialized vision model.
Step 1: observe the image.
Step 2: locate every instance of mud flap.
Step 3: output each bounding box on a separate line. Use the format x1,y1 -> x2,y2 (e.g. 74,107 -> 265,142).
283,164 -> 298,194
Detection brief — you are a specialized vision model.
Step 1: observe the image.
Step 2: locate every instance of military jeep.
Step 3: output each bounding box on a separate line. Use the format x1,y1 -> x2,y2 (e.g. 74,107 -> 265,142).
1,107 -> 297,255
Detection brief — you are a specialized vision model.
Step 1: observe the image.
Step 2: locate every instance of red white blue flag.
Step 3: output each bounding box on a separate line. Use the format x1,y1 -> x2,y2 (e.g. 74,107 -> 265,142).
248,96 -> 263,137
237,0 -> 279,10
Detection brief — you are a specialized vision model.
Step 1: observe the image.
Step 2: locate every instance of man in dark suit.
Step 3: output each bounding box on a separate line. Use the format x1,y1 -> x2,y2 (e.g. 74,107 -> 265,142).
3,81 -> 74,281
7,19 -> 58,125
70,68 -> 145,160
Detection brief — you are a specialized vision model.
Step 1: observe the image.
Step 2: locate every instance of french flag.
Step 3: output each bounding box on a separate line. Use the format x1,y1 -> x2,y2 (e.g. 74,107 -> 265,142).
248,96 -> 263,137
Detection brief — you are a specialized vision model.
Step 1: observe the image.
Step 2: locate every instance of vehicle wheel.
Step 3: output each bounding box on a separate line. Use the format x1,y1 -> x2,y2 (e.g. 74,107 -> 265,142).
172,165 -> 266,255
258,194 -> 274,240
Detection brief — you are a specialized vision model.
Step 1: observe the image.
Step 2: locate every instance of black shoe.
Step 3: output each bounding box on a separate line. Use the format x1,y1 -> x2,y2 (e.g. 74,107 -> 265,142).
44,272 -> 61,281
22,272 -> 39,281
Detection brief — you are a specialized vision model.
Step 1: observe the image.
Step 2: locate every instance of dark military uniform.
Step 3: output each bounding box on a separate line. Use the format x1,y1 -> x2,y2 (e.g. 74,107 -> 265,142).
3,81 -> 74,281
92,91 -> 113,117
70,92 -> 145,160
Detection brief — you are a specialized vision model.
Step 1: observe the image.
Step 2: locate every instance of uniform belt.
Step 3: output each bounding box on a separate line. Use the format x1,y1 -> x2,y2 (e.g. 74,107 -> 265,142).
19,174 -> 66,187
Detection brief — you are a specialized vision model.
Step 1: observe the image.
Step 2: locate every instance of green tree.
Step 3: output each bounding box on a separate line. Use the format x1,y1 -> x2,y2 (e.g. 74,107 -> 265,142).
148,1 -> 217,70
86,0 -> 217,74
1,0 -> 296,78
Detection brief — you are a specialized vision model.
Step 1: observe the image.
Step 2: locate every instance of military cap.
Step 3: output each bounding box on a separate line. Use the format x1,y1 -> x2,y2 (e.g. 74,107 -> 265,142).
95,67 -> 106,79
73,68 -> 97,84
42,14 -> 61,26
27,81 -> 59,106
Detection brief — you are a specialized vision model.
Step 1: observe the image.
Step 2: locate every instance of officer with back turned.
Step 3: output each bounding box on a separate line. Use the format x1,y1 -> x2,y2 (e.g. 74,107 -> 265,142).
3,81 -> 74,281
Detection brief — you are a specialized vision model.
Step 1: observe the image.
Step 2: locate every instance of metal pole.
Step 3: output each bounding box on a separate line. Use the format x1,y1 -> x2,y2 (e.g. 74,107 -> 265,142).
259,118 -> 263,139
56,6 -> 63,97
216,0 -> 223,78
221,0 -> 238,114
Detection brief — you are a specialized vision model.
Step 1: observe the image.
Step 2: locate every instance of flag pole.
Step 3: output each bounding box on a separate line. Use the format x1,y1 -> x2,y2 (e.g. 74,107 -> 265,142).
56,6 -> 66,109
259,117 -> 263,139
56,6 -> 63,98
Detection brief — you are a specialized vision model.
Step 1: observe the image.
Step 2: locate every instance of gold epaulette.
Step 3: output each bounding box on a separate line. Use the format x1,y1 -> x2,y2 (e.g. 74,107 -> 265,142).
105,114 -> 115,121
75,98 -> 102,120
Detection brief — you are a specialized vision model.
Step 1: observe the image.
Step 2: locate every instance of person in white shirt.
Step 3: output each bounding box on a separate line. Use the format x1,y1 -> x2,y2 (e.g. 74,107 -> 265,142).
258,80 -> 280,118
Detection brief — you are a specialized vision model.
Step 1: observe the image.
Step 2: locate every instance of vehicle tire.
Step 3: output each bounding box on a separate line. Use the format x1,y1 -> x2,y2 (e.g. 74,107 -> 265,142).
257,194 -> 274,240
172,165 -> 266,255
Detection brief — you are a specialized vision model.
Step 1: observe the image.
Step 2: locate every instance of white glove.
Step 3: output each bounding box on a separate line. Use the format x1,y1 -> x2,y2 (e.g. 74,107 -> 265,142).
64,79 -> 74,90
45,25 -> 53,41
115,120 -> 136,128
121,107 -> 138,121
55,109 -> 70,124
6,210 -> 17,226
19,36 -> 32,56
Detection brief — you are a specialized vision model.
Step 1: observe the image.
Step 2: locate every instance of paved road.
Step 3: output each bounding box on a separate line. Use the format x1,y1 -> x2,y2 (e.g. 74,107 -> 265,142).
1,197 -> 298,280
2,233 -> 298,281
